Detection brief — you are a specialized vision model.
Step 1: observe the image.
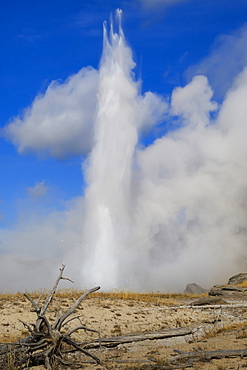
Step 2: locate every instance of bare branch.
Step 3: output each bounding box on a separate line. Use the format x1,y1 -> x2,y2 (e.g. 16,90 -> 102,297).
53,286 -> 100,330
20,338 -> 49,348
40,264 -> 66,316
23,293 -> 40,313
54,355 -> 87,367
61,277 -> 74,283
66,325 -> 100,337
64,337 -> 101,364
37,292 -> 45,306
44,353 -> 52,370
37,314 -> 53,339
61,315 -> 84,328
18,320 -> 34,334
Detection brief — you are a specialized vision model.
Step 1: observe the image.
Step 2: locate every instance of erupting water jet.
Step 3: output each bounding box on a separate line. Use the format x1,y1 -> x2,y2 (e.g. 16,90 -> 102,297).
81,10 -> 138,289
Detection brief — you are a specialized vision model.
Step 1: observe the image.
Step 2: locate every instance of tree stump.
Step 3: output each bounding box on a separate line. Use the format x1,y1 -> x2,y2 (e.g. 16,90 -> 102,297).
0,264 -> 101,369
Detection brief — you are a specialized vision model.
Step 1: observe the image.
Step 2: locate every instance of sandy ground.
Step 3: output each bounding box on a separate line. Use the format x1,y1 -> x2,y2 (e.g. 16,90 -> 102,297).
1,292 -> 247,369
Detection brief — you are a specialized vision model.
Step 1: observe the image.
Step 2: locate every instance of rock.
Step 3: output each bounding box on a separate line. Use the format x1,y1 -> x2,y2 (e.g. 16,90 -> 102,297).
184,283 -> 208,295
209,284 -> 247,297
207,272 -> 247,297
227,273 -> 247,285
190,296 -> 227,306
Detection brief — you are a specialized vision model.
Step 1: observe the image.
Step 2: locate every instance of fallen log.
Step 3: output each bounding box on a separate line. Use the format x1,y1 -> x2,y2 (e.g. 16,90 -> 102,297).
134,303 -> 247,312
85,327 -> 193,348
170,348 -> 247,364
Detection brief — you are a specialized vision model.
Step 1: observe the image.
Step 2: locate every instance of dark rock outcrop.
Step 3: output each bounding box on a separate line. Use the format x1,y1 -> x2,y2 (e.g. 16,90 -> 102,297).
209,284 -> 247,297
227,272 -> 247,286
184,283 -> 208,295
190,296 -> 227,306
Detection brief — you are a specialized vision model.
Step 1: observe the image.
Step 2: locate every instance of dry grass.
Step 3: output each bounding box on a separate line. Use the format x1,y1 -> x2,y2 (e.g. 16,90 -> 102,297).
203,322 -> 247,340
0,332 -> 28,344
237,280 -> 247,287
0,292 -> 26,304
215,322 -> 247,334
0,289 -> 206,306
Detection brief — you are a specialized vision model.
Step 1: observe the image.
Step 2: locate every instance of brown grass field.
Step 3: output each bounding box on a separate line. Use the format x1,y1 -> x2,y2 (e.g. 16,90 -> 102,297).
1,289 -> 247,369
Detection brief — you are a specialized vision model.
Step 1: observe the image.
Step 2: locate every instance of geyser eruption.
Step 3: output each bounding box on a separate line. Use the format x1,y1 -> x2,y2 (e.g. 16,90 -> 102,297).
81,10 -> 138,289
4,10 -> 247,293
80,11 -> 247,292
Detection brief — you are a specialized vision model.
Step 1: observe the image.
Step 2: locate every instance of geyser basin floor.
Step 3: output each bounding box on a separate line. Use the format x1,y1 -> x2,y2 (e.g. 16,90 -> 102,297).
1,290 -> 247,369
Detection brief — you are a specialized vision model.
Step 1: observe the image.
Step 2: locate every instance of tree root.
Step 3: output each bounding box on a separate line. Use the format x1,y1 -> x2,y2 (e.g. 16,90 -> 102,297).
0,264 -> 100,369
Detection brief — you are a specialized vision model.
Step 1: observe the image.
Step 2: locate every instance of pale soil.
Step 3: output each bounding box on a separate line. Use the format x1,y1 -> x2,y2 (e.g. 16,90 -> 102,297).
1,293 -> 247,369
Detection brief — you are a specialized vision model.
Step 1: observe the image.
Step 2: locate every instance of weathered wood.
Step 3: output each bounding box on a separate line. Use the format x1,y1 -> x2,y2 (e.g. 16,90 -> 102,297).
107,357 -> 193,368
170,348 -> 247,363
60,314 -> 84,328
66,324 -> 100,337
0,336 -> 34,355
85,327 -> 193,348
0,265 -> 101,369
134,302 -> 247,313
40,264 -> 66,316
23,293 -> 40,313
53,285 -> 100,330
64,336 -> 101,363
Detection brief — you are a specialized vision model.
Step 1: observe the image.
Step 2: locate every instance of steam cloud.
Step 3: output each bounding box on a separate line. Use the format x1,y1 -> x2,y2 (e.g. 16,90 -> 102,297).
1,12 -> 247,292
4,68 -> 99,158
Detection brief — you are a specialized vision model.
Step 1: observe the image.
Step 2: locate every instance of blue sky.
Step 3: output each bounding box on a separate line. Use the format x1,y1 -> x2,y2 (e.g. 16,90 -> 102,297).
1,0 -> 247,291
1,0 -> 246,227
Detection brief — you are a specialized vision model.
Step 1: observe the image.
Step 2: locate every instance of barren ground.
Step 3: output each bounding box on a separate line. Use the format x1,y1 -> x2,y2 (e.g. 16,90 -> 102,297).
1,291 -> 247,369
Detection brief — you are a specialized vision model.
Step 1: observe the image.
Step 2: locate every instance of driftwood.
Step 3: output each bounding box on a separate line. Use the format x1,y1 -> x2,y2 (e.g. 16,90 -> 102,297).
0,264 -> 100,369
170,348 -> 247,365
85,327 -> 193,348
134,303 -> 247,313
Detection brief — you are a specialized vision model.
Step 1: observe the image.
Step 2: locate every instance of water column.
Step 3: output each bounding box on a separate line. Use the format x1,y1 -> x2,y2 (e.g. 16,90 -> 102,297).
82,10 -> 138,289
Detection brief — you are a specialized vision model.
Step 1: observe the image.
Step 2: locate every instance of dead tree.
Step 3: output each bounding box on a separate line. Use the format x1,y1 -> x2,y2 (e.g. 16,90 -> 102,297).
0,264 -> 100,369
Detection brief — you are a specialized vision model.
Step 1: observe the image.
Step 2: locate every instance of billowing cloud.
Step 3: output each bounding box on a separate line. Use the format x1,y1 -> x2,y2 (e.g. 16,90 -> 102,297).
171,75 -> 218,127
186,26 -> 247,100
131,70 -> 247,291
3,67 -> 99,159
2,67 -> 167,160
137,91 -> 169,133
27,181 -> 48,200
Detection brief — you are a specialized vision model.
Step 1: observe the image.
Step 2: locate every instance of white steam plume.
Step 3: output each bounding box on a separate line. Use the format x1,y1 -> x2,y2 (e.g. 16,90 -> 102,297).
80,10 -> 138,289
76,14 -> 247,291
131,70 -> 247,291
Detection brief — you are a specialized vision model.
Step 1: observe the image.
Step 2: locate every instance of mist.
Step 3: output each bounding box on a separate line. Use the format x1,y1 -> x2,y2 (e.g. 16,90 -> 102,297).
1,12 -> 247,292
